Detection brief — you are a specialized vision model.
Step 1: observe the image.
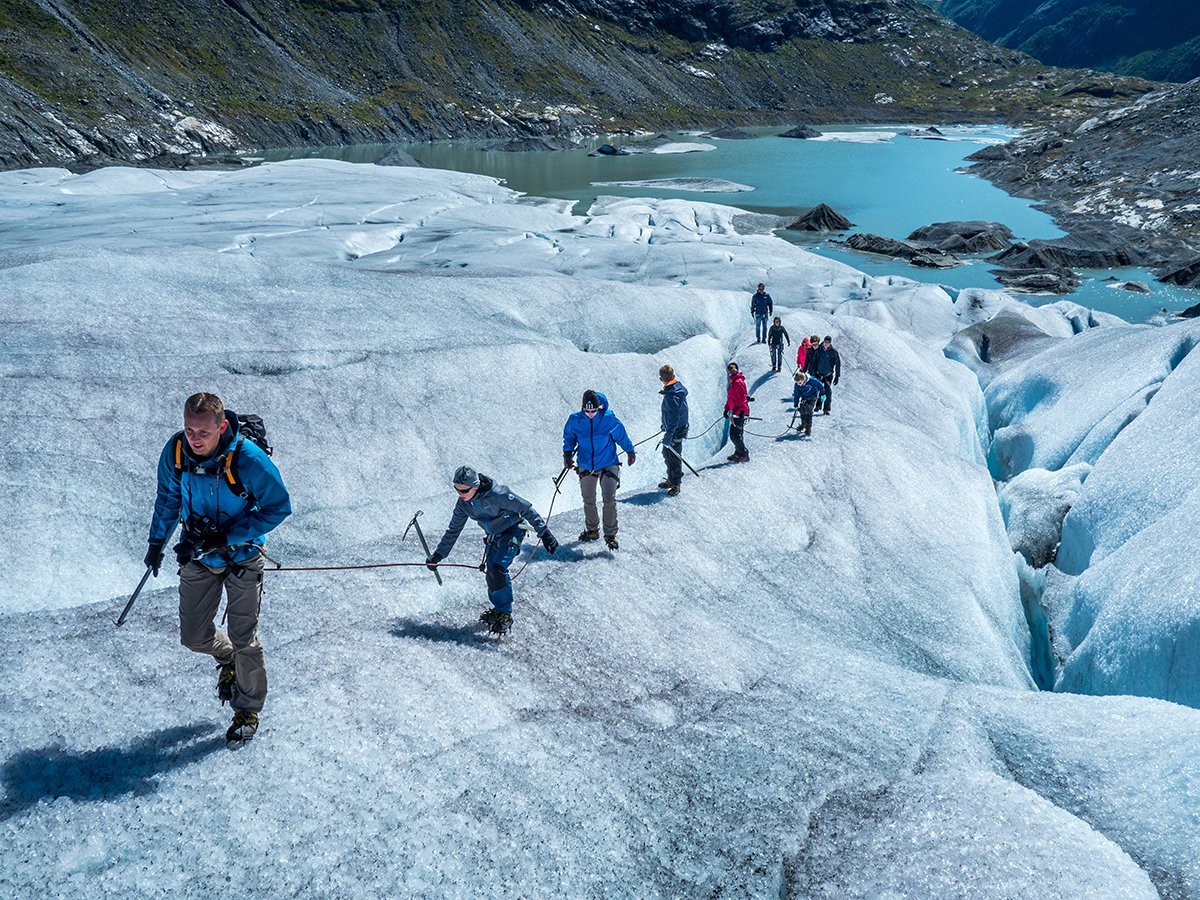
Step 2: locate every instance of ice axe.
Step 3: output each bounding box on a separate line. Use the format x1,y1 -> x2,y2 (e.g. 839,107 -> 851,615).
403,511 -> 442,586
663,442 -> 701,478
115,521 -> 179,627
551,465 -> 571,495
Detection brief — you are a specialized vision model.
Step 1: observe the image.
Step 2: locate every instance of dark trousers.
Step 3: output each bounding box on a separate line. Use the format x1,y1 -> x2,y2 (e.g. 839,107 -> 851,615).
729,415 -> 747,457
819,374 -> 834,412
663,435 -> 685,485
797,398 -> 816,435
769,344 -> 783,369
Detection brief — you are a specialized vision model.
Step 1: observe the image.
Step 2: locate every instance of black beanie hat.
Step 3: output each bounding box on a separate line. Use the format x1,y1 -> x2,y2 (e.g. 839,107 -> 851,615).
582,390 -> 601,411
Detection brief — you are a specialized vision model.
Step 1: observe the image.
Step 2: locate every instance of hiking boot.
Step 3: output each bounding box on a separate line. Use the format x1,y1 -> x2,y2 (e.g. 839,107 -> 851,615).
605,536 -> 619,551
657,480 -> 673,489
734,454 -> 750,462
578,529 -> 600,542
216,661 -> 236,705
666,484 -> 680,496
225,710 -> 258,743
727,453 -> 740,461
479,608 -> 504,626
489,613 -> 513,635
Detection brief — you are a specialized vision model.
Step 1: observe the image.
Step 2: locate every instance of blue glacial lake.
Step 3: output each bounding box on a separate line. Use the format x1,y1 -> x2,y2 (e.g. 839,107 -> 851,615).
258,127 -> 1197,324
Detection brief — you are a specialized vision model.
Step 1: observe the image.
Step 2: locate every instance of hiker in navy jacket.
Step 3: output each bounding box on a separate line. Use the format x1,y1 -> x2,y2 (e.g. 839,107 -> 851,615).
791,371 -> 823,437
658,364 -> 689,495
805,335 -> 842,414
144,392 -> 291,742
563,390 -> 635,549
750,283 -> 773,343
427,466 -> 558,634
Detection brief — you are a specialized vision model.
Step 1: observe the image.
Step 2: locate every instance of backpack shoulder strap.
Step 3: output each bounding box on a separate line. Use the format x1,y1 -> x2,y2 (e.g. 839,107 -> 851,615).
171,431 -> 186,473
220,435 -> 256,505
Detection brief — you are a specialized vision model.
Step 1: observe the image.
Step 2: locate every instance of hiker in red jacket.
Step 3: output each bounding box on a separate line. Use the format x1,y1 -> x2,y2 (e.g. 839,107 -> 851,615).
724,361 -> 751,462
796,336 -> 813,371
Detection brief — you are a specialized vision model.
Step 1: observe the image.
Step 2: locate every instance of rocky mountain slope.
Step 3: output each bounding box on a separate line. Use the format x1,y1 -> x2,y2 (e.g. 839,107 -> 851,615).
966,76 -> 1200,285
922,0 -> 1200,82
0,0 -> 1131,170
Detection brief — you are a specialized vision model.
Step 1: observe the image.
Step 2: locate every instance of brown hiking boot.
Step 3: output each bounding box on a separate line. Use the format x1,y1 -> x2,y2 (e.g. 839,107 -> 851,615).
225,710 -> 259,743
216,661 -> 236,706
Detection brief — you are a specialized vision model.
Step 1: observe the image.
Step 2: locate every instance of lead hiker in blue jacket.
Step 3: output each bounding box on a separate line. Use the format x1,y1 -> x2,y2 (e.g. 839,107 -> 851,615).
144,392 -> 291,743
563,390 -> 635,550
426,466 -> 559,634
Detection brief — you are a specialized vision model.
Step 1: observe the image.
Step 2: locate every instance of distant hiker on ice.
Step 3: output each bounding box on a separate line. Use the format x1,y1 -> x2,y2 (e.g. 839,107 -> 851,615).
796,335 -> 814,372
750,283 -> 773,344
563,389 -> 635,551
426,466 -> 558,634
979,332 -> 991,363
791,370 -> 822,437
767,316 -> 790,372
658,364 -> 689,496
144,392 -> 291,743
724,361 -> 751,462
805,335 -> 842,415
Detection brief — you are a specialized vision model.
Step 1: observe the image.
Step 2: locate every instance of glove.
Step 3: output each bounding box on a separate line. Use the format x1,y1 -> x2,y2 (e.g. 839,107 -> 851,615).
195,529 -> 228,553
426,552 -> 442,571
834,377 -> 840,385
144,541 -> 165,577
626,451 -> 635,466
174,540 -> 195,567
724,410 -> 731,419
541,531 -> 559,554
563,453 -> 574,470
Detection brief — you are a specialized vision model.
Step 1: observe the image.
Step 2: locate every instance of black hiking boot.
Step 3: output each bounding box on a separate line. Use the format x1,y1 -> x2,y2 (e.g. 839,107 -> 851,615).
657,480 -> 672,489
488,613 -> 513,635
226,710 -> 259,743
578,529 -> 600,542
605,535 -> 619,551
480,608 -> 504,626
216,661 -> 236,706
666,484 -> 680,496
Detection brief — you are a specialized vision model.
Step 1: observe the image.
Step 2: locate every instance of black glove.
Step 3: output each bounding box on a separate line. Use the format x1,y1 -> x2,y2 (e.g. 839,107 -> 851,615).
541,531 -> 559,554
723,410 -> 731,419
174,540 -> 195,566
426,552 -> 442,571
144,541 -> 165,577
195,529 -> 229,553
626,451 -> 635,467
834,377 -> 840,385
563,453 -> 574,470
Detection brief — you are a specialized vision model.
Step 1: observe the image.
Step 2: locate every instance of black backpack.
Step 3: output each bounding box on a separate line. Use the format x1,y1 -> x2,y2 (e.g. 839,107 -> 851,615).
171,412 -> 273,505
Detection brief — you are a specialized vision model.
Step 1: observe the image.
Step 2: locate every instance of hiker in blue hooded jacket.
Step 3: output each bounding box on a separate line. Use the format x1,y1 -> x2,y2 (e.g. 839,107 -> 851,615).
658,364 -> 689,495
750,282 -> 773,343
426,466 -> 558,634
144,392 -> 291,743
563,389 -> 635,550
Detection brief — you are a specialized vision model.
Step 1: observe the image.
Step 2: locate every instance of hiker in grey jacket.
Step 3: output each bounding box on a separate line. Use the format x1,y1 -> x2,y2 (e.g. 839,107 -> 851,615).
426,465 -> 558,633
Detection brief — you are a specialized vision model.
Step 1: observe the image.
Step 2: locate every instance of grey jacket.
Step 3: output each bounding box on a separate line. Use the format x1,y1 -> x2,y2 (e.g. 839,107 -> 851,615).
434,475 -> 548,558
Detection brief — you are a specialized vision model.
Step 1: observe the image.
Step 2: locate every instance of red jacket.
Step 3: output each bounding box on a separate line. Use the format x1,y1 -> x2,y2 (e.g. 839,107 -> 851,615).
725,371 -> 750,416
796,338 -> 812,369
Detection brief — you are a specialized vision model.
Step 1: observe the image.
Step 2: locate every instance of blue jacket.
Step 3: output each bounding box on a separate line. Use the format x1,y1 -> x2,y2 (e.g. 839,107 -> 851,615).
793,376 -> 823,401
434,475 -> 549,559
149,411 -> 291,566
660,380 -> 689,442
750,291 -> 773,317
563,392 -> 635,471
806,344 -> 841,379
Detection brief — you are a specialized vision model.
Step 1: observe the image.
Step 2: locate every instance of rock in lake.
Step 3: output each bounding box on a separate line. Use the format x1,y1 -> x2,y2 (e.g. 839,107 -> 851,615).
787,203 -> 854,232
589,144 -> 630,157
779,125 -> 822,139
707,127 -> 755,139
1112,281 -> 1151,293
991,238 -> 1144,270
844,233 -> 960,266
992,267 -> 1081,294
907,221 -> 1014,254
375,148 -> 427,167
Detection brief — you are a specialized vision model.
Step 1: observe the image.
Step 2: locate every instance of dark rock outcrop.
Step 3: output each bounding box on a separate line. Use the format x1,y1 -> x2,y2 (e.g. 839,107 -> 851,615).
706,127 -> 754,139
907,221 -> 1014,254
991,238 -> 1144,270
844,233 -> 962,267
375,148 -> 427,167
1114,281 -> 1151,293
589,144 -> 630,156
1180,303 -> 1200,319
779,125 -> 822,139
787,203 -> 854,232
991,267 -> 1082,294
1161,257 -> 1200,288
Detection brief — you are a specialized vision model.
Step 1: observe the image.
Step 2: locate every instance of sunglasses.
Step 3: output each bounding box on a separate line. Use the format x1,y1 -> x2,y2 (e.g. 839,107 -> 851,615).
453,485 -> 474,495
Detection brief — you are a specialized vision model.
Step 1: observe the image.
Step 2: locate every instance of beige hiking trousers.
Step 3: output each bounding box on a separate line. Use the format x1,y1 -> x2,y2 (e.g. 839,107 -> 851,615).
579,466 -> 621,537
178,555 -> 267,712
